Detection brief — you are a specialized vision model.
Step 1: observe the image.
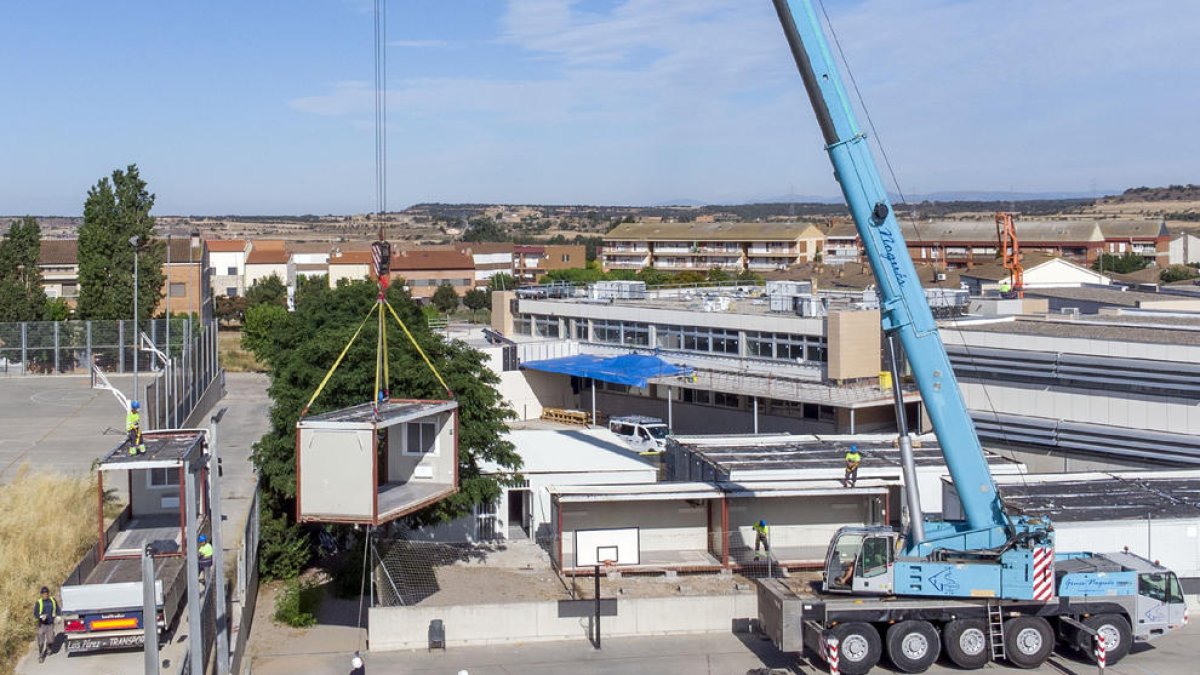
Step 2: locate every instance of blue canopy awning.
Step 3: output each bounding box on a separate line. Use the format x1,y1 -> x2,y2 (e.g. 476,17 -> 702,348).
521,353 -> 693,388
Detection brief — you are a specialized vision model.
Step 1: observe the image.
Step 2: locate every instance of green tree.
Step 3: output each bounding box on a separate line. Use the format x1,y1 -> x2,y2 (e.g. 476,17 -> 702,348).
76,165 -> 164,321
0,217 -> 49,321
487,273 -> 516,292
215,295 -> 248,326
43,298 -> 71,321
461,217 -> 509,243
1092,252 -> 1148,275
431,283 -> 460,313
245,274 -> 288,307
1161,264 -> 1200,284
243,281 -> 520,578
462,288 -> 489,319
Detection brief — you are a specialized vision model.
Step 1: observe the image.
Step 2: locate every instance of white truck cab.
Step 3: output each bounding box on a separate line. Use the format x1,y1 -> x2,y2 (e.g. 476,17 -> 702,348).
608,415 -> 669,453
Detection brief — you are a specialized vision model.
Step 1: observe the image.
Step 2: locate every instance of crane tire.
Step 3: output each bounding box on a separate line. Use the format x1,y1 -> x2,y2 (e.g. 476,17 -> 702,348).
1003,616 -> 1054,669
828,622 -> 882,675
885,620 -> 940,673
1076,614 -> 1132,665
942,618 -> 990,670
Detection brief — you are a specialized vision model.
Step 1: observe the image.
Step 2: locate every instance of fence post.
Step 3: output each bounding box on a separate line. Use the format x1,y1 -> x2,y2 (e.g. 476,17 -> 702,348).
54,321 -> 60,373
86,321 -> 93,369
118,320 -> 125,373
20,322 -> 28,373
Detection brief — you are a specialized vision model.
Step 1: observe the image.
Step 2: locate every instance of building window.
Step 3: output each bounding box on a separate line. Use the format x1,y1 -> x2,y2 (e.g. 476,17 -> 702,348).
404,422 -> 438,456
170,283 -> 187,297
225,287 -> 237,297
561,254 -> 570,262
534,315 -> 560,338
711,329 -> 739,354
572,319 -> 589,341
594,320 -> 621,344
622,322 -> 649,346
227,266 -> 237,275
681,388 -> 710,405
656,325 -> 682,350
713,392 -> 740,408
514,315 -> 532,335
148,467 -> 180,488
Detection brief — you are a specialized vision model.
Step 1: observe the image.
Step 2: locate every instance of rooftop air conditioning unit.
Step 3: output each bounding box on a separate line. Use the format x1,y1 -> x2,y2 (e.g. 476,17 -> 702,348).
935,272 -> 947,282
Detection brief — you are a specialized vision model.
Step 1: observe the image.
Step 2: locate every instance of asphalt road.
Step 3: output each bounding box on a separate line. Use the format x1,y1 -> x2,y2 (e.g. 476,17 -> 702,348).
247,623 -> 1200,675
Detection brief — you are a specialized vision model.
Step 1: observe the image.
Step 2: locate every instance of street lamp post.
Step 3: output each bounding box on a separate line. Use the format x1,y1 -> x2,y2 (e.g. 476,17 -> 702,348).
130,235 -> 140,402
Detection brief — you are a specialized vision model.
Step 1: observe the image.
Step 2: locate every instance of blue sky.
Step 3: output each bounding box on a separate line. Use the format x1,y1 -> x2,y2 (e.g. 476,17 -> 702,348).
1,0 -> 1197,215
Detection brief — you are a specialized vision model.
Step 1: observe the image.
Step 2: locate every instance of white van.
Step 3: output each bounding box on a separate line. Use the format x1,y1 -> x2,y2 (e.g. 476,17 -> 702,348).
608,415 -> 669,453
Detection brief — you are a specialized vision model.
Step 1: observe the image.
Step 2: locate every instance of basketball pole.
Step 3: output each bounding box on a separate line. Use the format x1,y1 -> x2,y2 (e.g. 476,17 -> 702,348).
594,564 -> 601,649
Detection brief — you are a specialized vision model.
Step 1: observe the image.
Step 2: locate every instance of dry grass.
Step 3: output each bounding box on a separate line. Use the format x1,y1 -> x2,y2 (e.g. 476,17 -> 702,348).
0,467 -> 98,675
219,330 -> 267,373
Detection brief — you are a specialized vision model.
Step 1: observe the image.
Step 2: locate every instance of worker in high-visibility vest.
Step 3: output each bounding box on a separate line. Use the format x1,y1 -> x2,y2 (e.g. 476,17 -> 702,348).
843,444 -> 862,488
753,519 -> 770,560
198,534 -> 214,581
34,586 -> 59,662
126,401 -> 146,455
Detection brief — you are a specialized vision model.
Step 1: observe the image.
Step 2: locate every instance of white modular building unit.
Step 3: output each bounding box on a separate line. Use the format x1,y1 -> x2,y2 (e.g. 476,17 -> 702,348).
296,399 -> 458,525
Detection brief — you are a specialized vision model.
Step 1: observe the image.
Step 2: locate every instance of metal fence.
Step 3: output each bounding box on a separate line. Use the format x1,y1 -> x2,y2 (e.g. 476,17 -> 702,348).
0,318 -> 221,430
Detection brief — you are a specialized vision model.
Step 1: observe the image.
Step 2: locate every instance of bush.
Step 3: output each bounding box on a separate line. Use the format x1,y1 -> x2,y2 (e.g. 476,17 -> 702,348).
258,509 -> 311,581
273,578 -> 321,628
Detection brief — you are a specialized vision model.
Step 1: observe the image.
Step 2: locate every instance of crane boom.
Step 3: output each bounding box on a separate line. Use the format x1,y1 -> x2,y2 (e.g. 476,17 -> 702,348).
771,0 -> 1005,538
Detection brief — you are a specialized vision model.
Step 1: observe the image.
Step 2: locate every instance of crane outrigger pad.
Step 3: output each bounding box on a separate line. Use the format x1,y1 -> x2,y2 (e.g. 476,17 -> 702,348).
295,399 -> 459,525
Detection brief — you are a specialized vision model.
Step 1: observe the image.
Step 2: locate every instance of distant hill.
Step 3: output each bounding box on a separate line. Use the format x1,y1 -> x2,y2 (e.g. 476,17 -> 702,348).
1101,185 -> 1200,203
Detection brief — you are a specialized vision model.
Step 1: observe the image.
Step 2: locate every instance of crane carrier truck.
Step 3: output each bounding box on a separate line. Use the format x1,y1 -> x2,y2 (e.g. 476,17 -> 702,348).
756,2 -> 1188,672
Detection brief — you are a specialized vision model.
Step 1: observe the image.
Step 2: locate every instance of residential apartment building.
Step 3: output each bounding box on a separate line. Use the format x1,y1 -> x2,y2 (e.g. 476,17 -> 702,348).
38,239 -> 80,305
159,235 -> 213,322
244,244 -> 288,289
461,243 -> 517,286
513,244 -> 586,282
207,239 -> 250,297
602,222 -> 825,273
389,248 -> 475,300
328,250 -> 374,287
1101,220 -> 1170,263
820,221 -> 861,265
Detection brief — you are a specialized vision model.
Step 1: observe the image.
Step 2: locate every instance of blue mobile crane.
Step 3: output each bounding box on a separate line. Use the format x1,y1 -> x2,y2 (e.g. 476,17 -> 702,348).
756,1 -> 1188,672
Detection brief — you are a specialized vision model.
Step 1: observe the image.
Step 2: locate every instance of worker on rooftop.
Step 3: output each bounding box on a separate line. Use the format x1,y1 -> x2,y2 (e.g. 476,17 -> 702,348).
198,534 -> 214,581
843,444 -> 862,488
752,519 -> 770,560
126,400 -> 146,455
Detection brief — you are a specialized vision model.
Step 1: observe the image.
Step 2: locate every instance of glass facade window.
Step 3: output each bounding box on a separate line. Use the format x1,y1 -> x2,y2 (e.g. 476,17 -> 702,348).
533,315 -> 559,338
622,322 -> 649,346
712,329 -> 739,354
594,320 -> 621,343
514,315 -> 532,335
572,319 -> 589,340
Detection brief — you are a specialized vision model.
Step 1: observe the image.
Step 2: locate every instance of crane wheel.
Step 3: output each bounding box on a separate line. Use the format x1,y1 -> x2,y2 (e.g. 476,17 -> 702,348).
885,620 -> 940,673
828,622 -> 882,675
1003,616 -> 1054,669
942,618 -> 989,670
1075,614 -> 1132,665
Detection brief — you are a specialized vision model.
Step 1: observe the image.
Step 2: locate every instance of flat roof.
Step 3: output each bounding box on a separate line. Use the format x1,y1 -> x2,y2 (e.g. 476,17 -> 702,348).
549,479 -> 888,502
954,317 -> 1200,347
99,429 -> 206,470
672,433 -> 1018,473
605,221 -> 822,242
299,399 -> 457,429
981,471 -> 1200,522
1024,286 -> 1195,307
486,428 -> 656,475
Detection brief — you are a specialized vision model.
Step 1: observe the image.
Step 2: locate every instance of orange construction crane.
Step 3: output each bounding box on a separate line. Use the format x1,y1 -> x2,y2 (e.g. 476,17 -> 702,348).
994,211 -> 1024,298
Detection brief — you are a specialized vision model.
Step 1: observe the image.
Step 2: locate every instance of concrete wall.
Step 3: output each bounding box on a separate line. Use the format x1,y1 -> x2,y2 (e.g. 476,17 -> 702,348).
499,369 -> 573,421
595,391 -> 836,436
245,263 -> 287,289
491,290 -> 515,334
369,592 -> 758,651
826,310 -> 881,382
560,500 -> 708,557
728,494 -> 868,549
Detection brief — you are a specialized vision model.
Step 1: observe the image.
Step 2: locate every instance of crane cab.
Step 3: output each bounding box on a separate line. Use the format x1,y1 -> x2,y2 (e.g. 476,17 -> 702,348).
822,526 -> 900,595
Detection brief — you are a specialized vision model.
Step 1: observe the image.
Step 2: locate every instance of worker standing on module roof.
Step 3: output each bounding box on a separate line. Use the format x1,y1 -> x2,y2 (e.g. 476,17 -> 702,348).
842,444 -> 862,488
125,401 -> 146,455
752,519 -> 770,560
34,586 -> 58,662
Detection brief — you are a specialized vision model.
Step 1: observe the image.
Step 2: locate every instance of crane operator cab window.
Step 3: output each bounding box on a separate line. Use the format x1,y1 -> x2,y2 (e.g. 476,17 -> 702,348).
824,529 -> 896,594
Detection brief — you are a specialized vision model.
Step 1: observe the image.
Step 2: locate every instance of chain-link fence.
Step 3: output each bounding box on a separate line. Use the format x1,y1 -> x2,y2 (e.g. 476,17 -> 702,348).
0,318 -> 221,430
